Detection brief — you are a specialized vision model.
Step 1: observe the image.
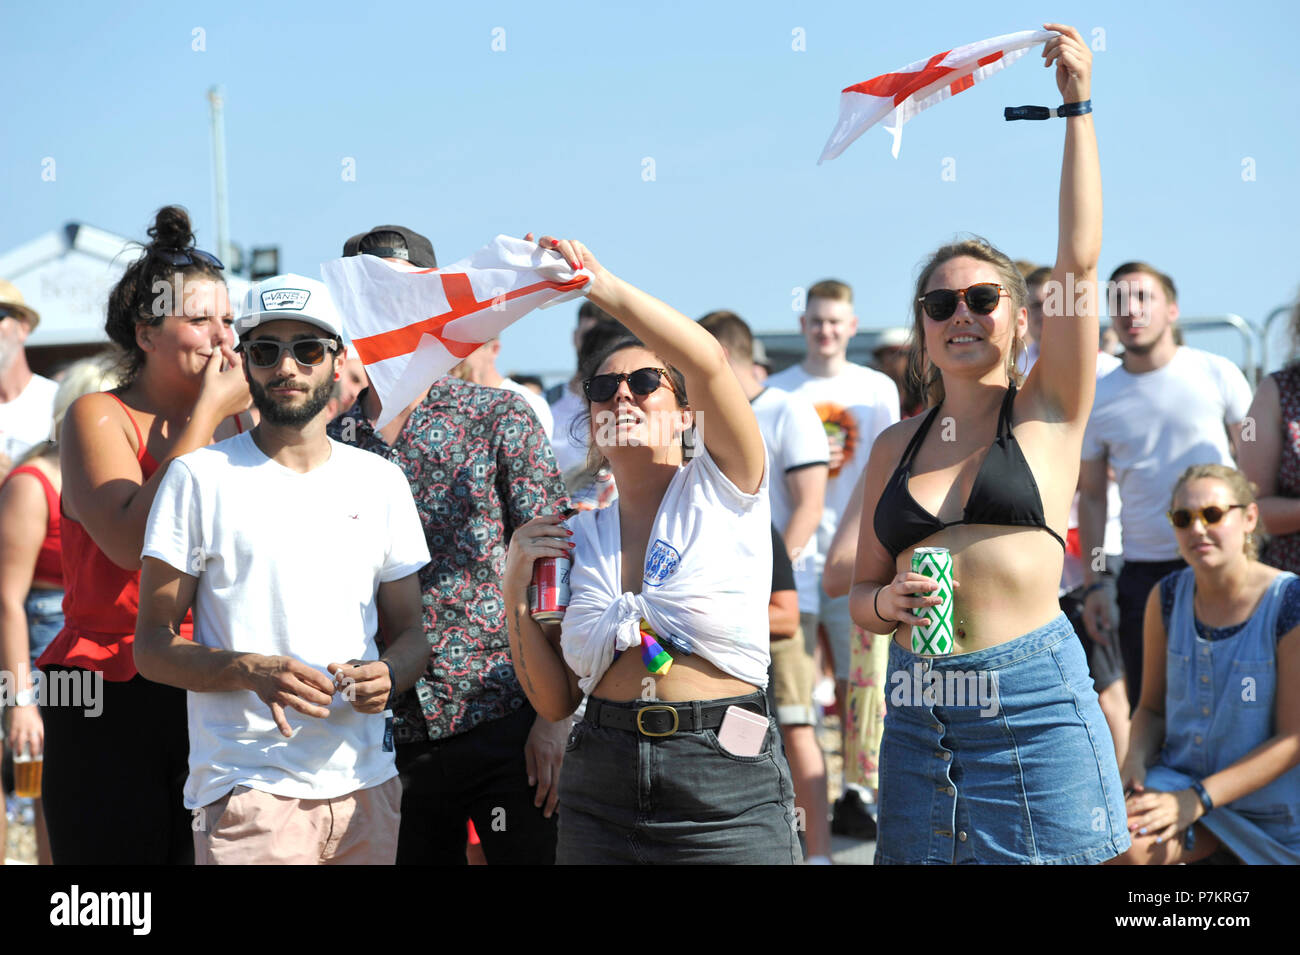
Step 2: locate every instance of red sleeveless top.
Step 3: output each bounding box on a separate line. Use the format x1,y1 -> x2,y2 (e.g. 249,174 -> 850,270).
2,464 -> 62,585
37,394 -> 195,681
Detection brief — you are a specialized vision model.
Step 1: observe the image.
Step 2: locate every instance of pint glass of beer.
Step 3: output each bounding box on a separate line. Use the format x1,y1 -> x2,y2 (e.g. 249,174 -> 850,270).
13,747 -> 42,798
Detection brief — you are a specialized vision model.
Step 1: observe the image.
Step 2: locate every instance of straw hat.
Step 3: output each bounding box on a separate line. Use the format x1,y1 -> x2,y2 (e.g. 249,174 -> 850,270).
0,279 -> 40,331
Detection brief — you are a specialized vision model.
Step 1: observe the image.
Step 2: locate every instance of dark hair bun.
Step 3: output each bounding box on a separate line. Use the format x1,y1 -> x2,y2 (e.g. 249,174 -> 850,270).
146,205 -> 195,251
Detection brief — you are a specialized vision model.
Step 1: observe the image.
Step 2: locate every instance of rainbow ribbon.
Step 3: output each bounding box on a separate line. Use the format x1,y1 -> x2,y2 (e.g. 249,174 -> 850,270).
638,619 -> 673,675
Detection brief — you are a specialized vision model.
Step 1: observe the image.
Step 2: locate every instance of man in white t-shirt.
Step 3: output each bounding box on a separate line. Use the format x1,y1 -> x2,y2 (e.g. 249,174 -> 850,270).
1079,262 -> 1253,713
767,278 -> 899,837
135,274 -> 431,865
0,279 -> 58,481
453,336 -> 554,438
699,309 -> 833,863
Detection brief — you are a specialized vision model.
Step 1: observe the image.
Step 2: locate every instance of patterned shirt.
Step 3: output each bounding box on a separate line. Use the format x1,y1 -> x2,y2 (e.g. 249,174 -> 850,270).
329,379 -> 567,742
1262,365 -> 1300,575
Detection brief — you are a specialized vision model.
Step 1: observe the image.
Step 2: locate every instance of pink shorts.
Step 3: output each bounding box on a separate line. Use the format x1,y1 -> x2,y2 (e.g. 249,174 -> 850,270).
193,775 -> 401,865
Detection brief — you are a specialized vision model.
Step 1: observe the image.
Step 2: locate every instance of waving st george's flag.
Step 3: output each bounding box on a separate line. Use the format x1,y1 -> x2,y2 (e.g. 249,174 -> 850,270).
322,235 -> 591,427
819,29 -> 1056,162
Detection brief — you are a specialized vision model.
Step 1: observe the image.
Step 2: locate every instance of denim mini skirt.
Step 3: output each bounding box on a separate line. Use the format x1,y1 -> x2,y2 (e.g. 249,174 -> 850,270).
875,612 -> 1130,865
557,692 -> 802,864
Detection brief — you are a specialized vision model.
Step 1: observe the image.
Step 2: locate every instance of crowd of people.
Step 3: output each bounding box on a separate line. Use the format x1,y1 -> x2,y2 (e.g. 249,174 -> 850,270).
1,24 -> 1297,866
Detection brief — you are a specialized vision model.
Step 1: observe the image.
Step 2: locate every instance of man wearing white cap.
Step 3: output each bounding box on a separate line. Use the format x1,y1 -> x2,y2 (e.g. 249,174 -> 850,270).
0,279 -> 58,481
134,274 -> 431,865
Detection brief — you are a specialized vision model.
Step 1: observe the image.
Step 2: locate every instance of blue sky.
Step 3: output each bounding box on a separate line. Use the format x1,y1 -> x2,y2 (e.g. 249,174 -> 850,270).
6,0 -> 1298,378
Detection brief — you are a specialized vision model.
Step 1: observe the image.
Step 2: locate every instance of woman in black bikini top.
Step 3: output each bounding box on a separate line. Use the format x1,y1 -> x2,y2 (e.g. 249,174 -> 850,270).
842,25 -> 1132,866
873,383 -> 1067,560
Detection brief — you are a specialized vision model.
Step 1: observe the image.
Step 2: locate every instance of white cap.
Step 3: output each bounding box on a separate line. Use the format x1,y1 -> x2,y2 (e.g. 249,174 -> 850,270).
236,274 -> 344,340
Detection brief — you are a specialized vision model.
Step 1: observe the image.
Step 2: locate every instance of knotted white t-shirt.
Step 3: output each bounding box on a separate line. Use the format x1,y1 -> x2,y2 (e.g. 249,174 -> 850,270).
561,443 -> 772,693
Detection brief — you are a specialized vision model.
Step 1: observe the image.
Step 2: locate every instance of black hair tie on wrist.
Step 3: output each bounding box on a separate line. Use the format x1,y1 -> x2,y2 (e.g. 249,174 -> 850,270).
380,659 -> 398,710
1005,99 -> 1092,120
873,585 -> 886,623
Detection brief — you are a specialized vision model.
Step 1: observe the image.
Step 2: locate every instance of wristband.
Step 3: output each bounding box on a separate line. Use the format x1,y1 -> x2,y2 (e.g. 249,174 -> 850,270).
1082,581 -> 1109,598
1004,99 -> 1092,121
873,584 -> 886,623
380,658 -> 398,710
1190,780 -> 1214,814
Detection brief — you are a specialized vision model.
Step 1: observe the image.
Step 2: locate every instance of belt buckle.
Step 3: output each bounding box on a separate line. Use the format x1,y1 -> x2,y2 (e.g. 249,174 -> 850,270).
635,704 -> 680,737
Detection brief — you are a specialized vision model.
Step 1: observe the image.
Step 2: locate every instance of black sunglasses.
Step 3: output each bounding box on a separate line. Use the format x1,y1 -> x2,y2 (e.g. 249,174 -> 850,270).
238,338 -> 339,368
583,367 -> 672,403
154,248 -> 225,271
1168,504 -> 1244,529
918,283 -> 1009,321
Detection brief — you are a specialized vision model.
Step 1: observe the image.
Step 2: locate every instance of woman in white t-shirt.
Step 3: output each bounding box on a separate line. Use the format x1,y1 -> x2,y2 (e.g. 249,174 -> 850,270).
504,236 -> 800,864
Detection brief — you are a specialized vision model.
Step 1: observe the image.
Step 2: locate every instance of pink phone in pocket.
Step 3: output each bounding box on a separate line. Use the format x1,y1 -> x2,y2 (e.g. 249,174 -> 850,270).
715,706 -> 769,757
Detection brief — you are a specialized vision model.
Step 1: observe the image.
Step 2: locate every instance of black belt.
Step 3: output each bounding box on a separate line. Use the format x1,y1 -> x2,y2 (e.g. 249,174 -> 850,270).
584,694 -> 766,738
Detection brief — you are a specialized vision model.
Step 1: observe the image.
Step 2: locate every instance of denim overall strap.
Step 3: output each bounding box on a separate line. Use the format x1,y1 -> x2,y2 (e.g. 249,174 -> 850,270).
1164,568 -> 1292,781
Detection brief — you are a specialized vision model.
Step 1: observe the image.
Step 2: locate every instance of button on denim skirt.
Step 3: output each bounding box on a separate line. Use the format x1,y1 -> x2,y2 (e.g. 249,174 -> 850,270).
557,692 -> 802,864
875,612 -> 1130,864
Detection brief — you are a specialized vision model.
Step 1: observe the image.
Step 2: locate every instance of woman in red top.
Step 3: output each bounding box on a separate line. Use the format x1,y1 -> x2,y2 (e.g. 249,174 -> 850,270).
0,355 -> 121,865
39,206 -> 251,864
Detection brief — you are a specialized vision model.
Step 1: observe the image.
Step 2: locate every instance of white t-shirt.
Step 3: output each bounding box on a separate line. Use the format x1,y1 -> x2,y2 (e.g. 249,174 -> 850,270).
0,374 -> 57,462
142,432 -> 430,808
499,377 -> 554,439
562,443 -> 772,693
751,386 -> 830,613
548,386 -> 588,475
767,361 -> 900,595
1082,347 -> 1252,561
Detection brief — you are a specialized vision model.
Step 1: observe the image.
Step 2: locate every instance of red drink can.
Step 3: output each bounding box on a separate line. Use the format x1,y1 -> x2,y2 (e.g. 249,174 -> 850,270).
529,554 -> 572,622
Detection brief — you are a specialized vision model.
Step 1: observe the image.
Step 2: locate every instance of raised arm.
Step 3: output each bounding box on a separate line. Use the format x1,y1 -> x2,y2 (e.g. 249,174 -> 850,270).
538,236 -> 766,494
1025,23 -> 1100,425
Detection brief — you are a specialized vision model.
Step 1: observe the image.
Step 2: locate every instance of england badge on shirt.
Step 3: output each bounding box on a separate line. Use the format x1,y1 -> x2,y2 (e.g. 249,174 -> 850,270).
644,539 -> 682,588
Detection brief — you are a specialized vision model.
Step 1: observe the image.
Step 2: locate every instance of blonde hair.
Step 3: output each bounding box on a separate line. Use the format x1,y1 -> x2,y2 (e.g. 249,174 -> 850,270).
807,279 -> 853,305
907,236 -> 1028,408
1169,463 -> 1260,560
16,350 -> 123,467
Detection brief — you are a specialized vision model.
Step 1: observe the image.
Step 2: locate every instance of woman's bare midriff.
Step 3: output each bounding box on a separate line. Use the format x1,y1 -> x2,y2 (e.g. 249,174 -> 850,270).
592,647 -> 758,702
894,523 -> 1067,655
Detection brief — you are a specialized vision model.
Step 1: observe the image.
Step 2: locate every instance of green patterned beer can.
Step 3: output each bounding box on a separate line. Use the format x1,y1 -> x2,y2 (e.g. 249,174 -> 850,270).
910,546 -> 954,655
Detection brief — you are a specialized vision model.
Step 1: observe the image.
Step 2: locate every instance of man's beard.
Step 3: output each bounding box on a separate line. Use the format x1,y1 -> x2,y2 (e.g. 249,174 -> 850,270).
249,374 -> 334,426
1118,333 -> 1159,357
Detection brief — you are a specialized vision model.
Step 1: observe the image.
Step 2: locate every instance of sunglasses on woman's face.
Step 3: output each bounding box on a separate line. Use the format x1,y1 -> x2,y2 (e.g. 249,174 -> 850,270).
584,367 -> 672,403
918,283 -> 1009,321
1167,504 -> 1244,529
239,338 -> 338,368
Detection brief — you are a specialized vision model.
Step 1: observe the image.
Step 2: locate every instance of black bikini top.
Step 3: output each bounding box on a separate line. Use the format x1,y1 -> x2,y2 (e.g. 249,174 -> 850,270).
873,385 -> 1066,559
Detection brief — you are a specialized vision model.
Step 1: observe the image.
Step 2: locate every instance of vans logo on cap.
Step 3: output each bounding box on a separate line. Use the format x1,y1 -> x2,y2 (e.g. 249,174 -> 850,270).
260,289 -> 311,311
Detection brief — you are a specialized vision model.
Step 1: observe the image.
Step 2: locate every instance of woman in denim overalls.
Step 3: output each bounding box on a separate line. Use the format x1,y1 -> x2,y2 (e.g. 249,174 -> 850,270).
1116,464 -> 1300,864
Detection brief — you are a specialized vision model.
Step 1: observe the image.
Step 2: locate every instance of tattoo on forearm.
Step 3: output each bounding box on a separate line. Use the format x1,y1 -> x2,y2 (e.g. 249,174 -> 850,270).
513,606 -> 539,697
